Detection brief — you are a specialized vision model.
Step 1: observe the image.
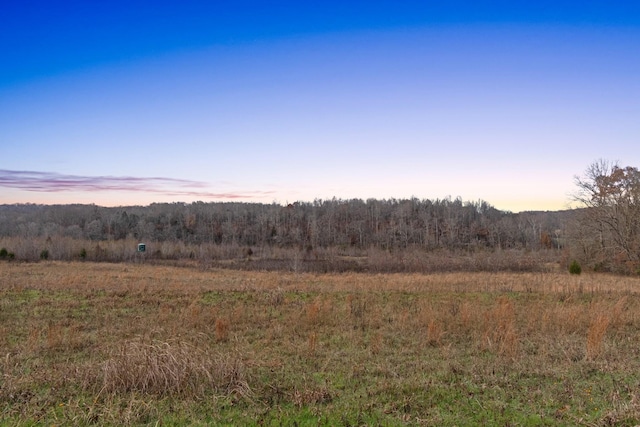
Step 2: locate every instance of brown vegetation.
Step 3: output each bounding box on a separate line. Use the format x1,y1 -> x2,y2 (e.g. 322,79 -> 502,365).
100,338 -> 250,397
1,261 -> 640,424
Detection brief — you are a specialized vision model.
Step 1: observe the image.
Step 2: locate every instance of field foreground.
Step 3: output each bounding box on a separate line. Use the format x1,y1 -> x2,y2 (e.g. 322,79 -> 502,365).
1,261 -> 640,425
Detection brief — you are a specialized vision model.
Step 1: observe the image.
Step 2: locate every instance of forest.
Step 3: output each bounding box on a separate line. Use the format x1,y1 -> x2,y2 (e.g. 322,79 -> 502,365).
0,197 -> 570,271
1,161 -> 638,274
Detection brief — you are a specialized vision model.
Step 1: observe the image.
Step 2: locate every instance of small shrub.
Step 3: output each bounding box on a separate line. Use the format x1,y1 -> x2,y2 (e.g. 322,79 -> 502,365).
40,249 -> 49,260
0,248 -> 7,259
7,252 -> 15,260
79,248 -> 87,259
569,260 -> 582,275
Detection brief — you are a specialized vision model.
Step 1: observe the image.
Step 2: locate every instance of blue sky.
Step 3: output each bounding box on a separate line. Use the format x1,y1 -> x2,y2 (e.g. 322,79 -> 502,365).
1,1 -> 639,211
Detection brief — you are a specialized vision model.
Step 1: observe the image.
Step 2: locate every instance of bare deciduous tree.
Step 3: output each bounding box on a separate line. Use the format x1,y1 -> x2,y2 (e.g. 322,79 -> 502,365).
573,159 -> 640,272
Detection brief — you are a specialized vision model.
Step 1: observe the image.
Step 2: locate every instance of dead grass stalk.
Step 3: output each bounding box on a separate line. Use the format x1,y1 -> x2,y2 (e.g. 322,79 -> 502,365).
99,339 -> 250,398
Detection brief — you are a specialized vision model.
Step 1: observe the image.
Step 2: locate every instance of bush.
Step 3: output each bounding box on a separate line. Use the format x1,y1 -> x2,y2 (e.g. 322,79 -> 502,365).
40,249 -> 49,260
79,248 -> 87,259
569,260 -> 582,275
0,248 -> 7,259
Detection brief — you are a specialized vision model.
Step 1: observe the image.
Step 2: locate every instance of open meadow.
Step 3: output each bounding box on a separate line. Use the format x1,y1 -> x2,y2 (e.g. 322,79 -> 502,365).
2,261 -> 640,425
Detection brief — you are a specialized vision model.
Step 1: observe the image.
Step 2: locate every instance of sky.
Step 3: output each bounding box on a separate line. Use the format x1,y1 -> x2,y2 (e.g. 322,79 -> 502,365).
1,1 -> 639,212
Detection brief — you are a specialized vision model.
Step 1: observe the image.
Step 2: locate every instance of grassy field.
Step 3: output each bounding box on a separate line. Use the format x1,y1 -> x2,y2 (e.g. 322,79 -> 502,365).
1,261 -> 640,425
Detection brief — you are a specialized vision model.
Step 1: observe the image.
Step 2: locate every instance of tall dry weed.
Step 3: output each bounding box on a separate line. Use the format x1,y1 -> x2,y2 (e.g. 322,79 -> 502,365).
158,303 -> 175,324
25,326 -> 40,353
267,288 -> 285,306
182,300 -> 216,330
0,326 -> 7,348
347,294 -> 368,332
482,297 -> 519,358
184,300 -> 202,323
610,296 -> 628,328
555,304 -> 585,335
292,386 -> 333,407
426,319 -> 444,347
46,322 -> 64,350
307,332 -> 318,355
586,313 -> 610,360
397,308 -> 410,329
458,301 -> 473,330
306,299 -> 321,326
370,332 -> 383,355
99,339 -> 250,398
215,318 -> 230,342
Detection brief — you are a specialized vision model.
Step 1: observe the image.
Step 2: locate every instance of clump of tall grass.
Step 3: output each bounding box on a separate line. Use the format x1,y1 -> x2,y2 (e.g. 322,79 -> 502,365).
214,318 -> 230,342
586,313 -> 610,360
347,294 -> 369,332
482,297 -> 519,358
307,332 -> 318,355
99,339 -> 250,398
426,319 -> 444,347
292,386 -> 333,407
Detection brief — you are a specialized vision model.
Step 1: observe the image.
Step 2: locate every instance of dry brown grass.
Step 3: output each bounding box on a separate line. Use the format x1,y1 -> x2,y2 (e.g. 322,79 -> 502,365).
482,296 -> 519,358
307,332 -> 318,355
3,260 -> 640,295
2,261 -> 640,425
214,318 -> 230,342
292,386 -> 332,407
586,313 -> 610,360
426,319 -> 444,347
99,338 -> 250,398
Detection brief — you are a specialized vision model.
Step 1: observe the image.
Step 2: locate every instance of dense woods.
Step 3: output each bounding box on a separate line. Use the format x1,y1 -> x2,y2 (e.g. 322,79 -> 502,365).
0,197 -> 571,272
2,161 -> 639,274
0,198 -> 568,250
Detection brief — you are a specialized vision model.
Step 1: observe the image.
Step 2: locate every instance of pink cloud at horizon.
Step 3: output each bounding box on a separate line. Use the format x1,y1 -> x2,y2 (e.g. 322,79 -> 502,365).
0,169 -> 275,203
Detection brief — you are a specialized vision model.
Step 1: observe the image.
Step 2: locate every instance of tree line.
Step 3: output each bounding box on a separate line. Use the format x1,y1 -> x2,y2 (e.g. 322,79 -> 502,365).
0,197 -> 568,252
3,160 -> 638,274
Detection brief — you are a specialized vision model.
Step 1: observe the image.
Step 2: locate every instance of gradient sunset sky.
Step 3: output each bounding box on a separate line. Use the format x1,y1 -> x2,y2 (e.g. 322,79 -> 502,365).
1,1 -> 639,212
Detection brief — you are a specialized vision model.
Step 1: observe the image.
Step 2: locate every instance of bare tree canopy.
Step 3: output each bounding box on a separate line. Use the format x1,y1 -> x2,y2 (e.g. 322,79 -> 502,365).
0,197 -> 568,253
572,160 -> 640,271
